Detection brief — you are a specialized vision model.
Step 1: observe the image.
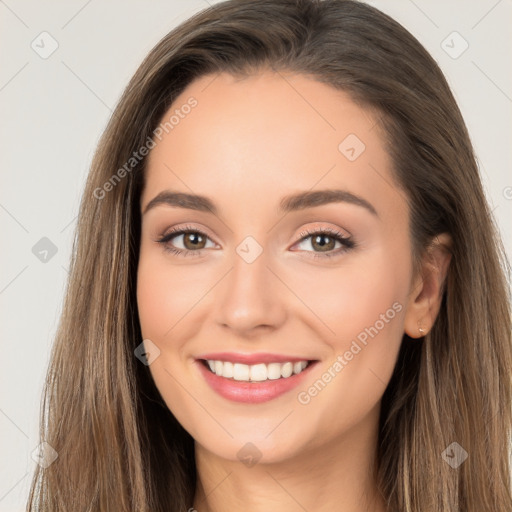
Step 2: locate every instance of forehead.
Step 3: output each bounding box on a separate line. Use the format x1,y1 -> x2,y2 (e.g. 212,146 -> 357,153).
142,70 -> 403,221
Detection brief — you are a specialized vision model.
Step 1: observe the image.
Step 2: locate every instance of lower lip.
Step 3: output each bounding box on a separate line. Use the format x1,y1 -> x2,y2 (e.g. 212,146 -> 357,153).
196,360 -> 318,403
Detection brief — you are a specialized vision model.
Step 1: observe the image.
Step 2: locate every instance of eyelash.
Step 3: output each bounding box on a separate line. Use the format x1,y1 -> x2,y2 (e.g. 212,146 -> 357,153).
156,224 -> 355,259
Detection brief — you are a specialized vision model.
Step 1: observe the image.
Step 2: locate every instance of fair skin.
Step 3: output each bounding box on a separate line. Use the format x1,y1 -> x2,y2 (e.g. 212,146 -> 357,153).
137,70 -> 451,512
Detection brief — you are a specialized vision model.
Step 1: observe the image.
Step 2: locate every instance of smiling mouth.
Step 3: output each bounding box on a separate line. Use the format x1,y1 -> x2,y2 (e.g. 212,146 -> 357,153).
200,359 -> 315,382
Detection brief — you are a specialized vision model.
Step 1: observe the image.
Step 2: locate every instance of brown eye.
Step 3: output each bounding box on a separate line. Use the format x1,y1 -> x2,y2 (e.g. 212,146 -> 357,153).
310,234 -> 336,252
293,228 -> 355,259
182,232 -> 207,250
157,226 -> 216,256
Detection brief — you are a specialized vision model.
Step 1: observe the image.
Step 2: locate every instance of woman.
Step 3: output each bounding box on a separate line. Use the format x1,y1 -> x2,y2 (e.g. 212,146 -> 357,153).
27,0 -> 512,511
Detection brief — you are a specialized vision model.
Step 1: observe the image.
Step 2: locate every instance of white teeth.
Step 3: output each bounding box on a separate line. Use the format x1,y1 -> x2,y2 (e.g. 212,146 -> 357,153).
222,361 -> 234,378
267,363 -> 281,380
233,363 -> 249,381
205,359 -> 311,381
293,361 -> 304,374
281,362 -> 293,378
250,363 -> 267,382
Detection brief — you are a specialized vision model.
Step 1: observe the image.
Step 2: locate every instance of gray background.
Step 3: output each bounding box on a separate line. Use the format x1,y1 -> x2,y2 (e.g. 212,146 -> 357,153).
1,0 -> 511,510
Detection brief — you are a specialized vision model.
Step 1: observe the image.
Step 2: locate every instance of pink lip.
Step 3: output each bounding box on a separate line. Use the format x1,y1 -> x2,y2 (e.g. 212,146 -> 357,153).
196,352 -> 312,365
195,358 -> 318,404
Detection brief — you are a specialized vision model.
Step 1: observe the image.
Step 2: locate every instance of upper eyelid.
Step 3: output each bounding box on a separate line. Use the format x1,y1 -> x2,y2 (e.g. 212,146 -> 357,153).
159,224 -> 219,246
297,226 -> 352,240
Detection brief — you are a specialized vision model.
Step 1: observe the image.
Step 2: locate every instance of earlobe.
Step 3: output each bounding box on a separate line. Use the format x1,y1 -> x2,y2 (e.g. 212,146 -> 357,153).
404,233 -> 452,339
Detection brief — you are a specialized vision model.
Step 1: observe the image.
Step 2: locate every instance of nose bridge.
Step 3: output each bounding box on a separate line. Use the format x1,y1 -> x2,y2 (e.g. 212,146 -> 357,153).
213,239 -> 286,333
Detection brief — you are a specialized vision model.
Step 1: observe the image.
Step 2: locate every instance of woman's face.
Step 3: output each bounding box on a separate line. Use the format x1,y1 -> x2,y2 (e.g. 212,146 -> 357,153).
137,70 -> 416,463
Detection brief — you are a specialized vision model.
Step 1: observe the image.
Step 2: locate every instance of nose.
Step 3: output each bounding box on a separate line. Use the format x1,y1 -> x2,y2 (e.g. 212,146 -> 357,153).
213,245 -> 288,337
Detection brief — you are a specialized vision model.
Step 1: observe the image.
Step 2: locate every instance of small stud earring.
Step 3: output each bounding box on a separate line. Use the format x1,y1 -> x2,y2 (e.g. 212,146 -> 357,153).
418,326 -> 426,335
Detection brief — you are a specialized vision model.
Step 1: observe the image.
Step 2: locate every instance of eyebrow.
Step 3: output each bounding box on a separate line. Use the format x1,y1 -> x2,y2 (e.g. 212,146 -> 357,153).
142,189 -> 378,217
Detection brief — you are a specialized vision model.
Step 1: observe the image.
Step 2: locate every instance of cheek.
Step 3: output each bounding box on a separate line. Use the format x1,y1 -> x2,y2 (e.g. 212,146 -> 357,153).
289,248 -> 410,402
290,273 -> 407,440
337,266 -> 405,341
136,258 -> 173,339
286,250 -> 409,344
136,251 -> 203,423
136,250 -> 207,340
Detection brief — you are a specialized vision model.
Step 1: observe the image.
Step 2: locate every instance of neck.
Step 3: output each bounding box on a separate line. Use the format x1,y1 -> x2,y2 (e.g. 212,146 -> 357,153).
191,404 -> 387,512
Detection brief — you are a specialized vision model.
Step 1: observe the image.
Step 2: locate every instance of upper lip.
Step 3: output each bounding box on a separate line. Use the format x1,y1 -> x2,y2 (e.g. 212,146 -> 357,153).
196,352 -> 316,365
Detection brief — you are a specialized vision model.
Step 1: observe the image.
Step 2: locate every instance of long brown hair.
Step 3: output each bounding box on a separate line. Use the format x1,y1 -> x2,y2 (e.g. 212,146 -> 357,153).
27,1 -> 512,510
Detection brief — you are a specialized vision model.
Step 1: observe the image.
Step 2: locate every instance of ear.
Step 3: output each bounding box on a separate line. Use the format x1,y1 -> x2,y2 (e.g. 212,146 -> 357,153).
404,233 -> 452,339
